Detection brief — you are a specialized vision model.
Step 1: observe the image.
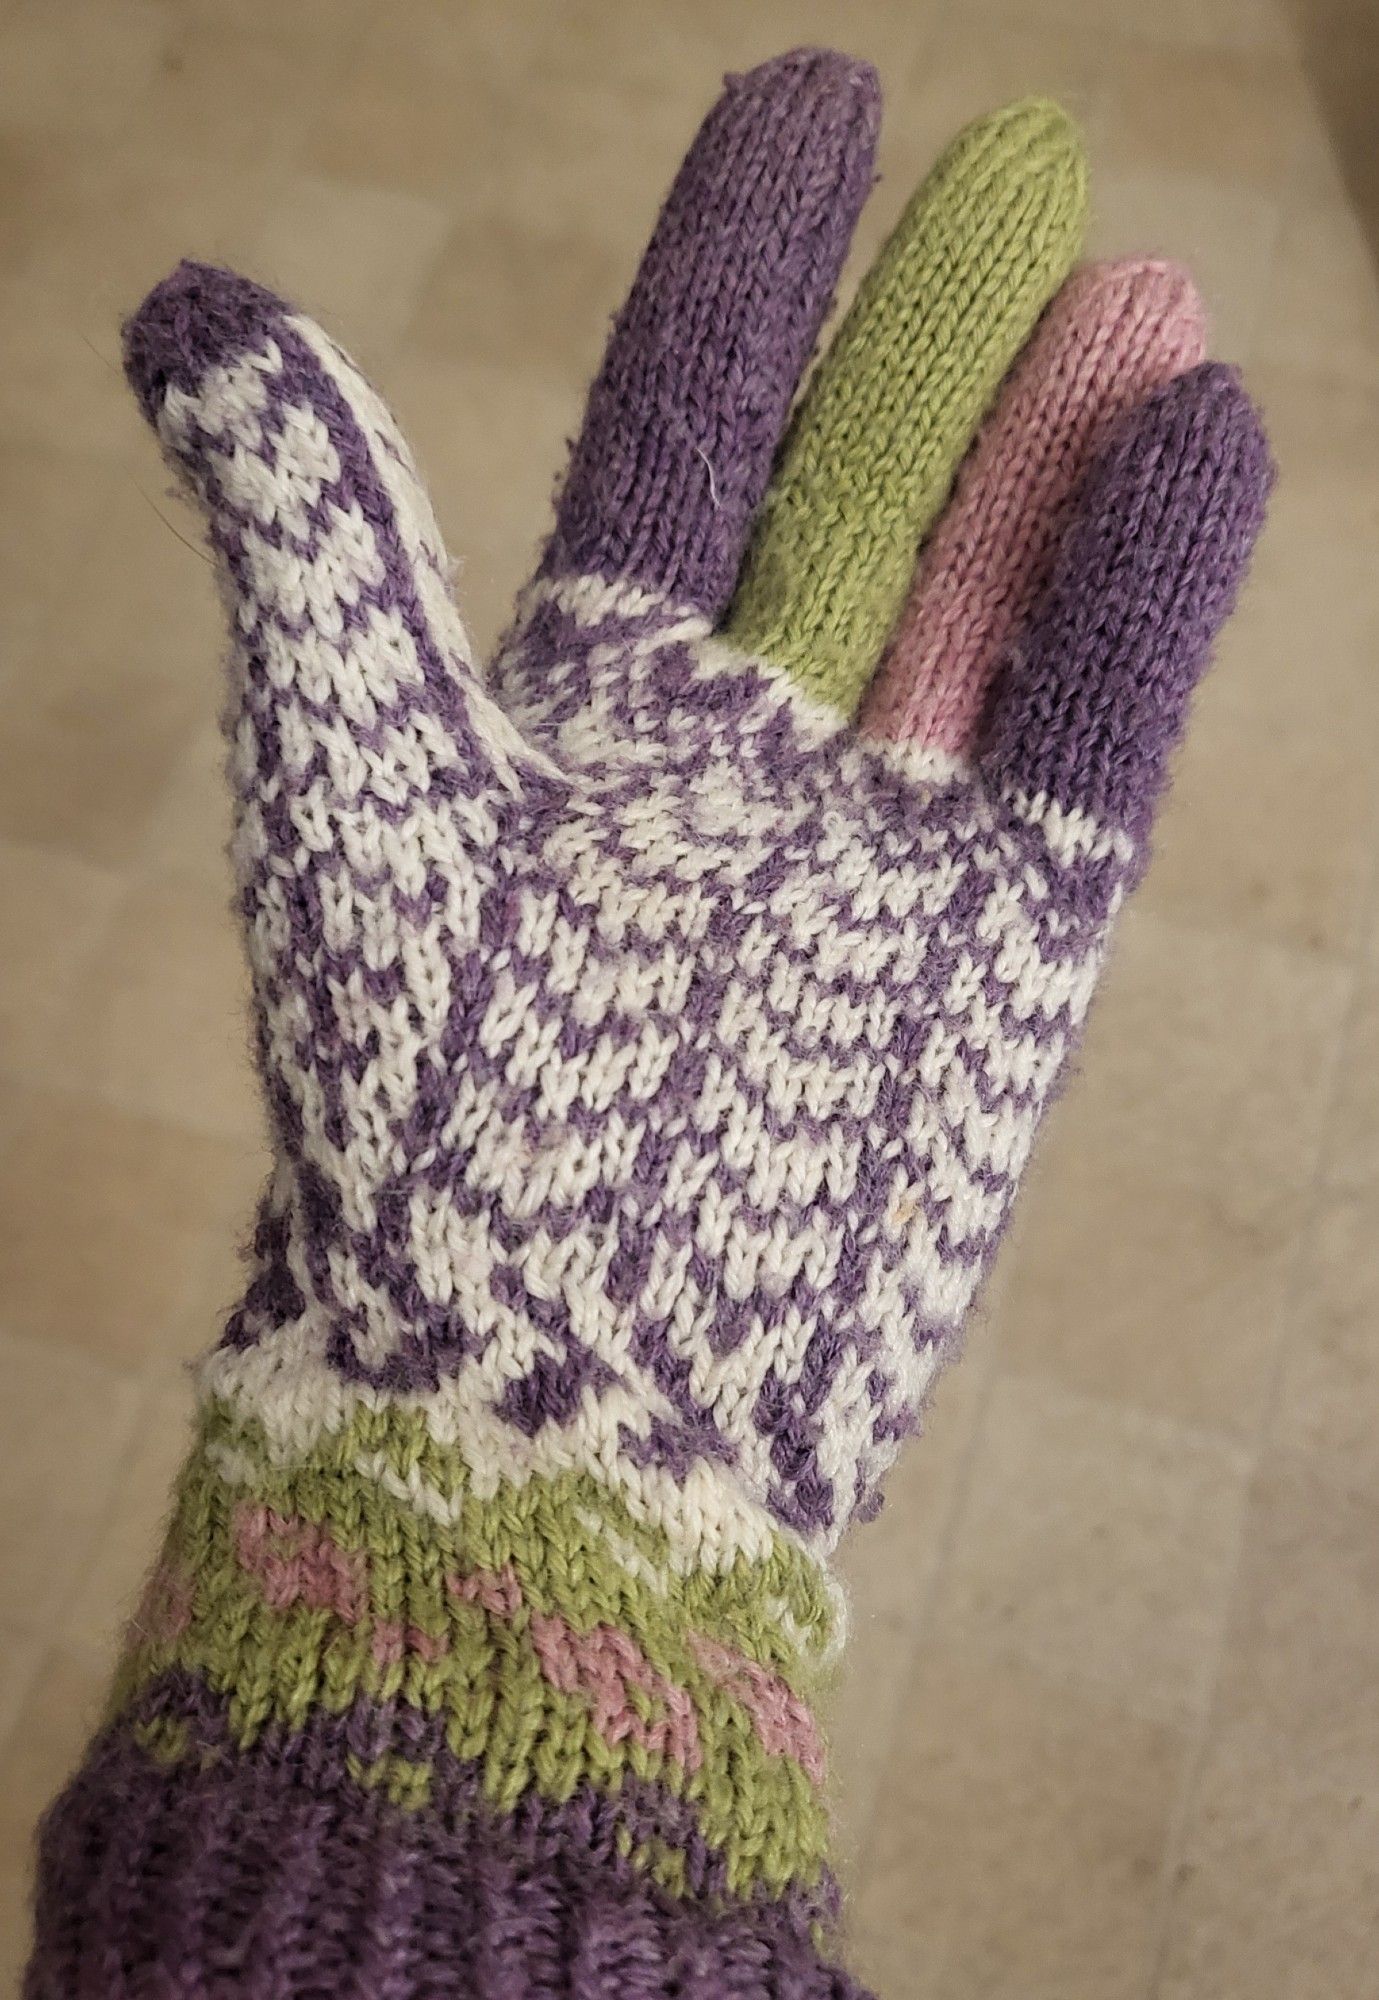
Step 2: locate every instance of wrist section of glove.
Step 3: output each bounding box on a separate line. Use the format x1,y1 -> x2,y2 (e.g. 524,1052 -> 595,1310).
28,1385 -> 870,1999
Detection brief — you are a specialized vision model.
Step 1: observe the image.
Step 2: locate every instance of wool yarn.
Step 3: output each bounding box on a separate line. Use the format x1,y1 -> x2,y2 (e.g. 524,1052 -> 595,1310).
861,258 -> 1207,751
724,97 -> 1088,712
26,49 -> 1271,2000
547,47 -> 880,620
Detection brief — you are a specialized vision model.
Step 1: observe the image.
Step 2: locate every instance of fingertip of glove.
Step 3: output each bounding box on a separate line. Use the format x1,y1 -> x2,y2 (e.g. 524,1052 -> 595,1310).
728,46 -> 882,141
1063,257 -> 1208,366
991,94 -> 1086,169
123,260 -> 287,427
963,95 -> 1089,241
1118,360 -> 1275,540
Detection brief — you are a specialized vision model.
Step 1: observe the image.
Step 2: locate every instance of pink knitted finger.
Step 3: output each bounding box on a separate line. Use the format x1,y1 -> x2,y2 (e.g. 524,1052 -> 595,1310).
861,259 -> 1206,755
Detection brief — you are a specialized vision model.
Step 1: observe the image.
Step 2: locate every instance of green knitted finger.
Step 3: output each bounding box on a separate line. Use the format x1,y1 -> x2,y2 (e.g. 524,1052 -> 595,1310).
723,97 -> 1089,715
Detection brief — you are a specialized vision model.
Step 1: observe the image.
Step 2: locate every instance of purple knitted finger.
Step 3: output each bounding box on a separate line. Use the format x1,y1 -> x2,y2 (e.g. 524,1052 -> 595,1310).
981,362 -> 1273,845
541,48 -> 880,619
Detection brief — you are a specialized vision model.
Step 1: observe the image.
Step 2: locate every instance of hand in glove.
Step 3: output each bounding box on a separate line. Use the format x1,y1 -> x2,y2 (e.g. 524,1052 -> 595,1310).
29,49 -> 1270,2000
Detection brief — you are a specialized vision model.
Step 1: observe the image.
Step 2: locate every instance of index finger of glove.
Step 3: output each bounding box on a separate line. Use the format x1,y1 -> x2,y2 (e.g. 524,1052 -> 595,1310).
540,47 -> 881,622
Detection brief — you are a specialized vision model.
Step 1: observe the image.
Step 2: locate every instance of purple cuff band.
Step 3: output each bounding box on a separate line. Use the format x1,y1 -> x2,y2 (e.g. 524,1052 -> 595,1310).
28,1691 -> 870,2000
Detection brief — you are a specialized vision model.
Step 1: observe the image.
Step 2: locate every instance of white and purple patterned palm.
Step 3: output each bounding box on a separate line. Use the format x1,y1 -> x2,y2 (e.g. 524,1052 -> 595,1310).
123,97 -> 1265,1551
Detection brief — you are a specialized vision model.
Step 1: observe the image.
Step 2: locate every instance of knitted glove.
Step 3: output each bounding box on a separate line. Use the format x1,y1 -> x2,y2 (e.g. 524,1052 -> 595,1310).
28,49 -> 1271,2000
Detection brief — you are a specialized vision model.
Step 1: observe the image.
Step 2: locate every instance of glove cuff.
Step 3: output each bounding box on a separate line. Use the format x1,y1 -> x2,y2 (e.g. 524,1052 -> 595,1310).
27,1395 -> 855,1996
28,1678 -> 871,1999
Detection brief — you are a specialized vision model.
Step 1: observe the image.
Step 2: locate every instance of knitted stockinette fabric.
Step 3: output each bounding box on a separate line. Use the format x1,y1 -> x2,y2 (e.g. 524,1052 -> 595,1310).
26,51 -> 1272,2000
723,96 -> 1088,712
861,259 -> 1208,751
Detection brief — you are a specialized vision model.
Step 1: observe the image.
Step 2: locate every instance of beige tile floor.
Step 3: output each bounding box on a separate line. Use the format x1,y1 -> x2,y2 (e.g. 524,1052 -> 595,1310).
1,0 -> 1377,1992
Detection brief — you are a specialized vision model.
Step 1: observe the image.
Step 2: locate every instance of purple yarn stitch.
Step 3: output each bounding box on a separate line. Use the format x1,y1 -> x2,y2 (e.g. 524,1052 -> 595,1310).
28,1683 -> 868,2000
981,362 -> 1274,844
545,49 -> 881,618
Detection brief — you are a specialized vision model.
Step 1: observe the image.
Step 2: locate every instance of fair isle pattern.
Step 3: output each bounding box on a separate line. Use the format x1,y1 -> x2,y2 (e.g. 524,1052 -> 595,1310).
160,300 -> 1137,1551
114,1674 -> 843,1937
200,1316 -> 838,1592
110,1400 -> 840,1915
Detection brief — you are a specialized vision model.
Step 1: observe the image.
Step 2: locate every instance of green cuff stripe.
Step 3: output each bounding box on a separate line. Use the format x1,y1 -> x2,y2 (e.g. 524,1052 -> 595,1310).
113,1403 -> 840,1903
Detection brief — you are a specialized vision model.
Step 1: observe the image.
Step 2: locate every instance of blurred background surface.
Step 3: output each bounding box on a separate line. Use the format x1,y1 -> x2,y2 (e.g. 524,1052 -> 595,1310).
1,1 -> 1378,1993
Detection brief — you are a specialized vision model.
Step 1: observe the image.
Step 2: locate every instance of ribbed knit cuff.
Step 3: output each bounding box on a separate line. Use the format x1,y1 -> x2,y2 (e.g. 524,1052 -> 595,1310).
29,1678 -> 870,1999
29,1680 -> 871,1992
26,1397 -> 862,1997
